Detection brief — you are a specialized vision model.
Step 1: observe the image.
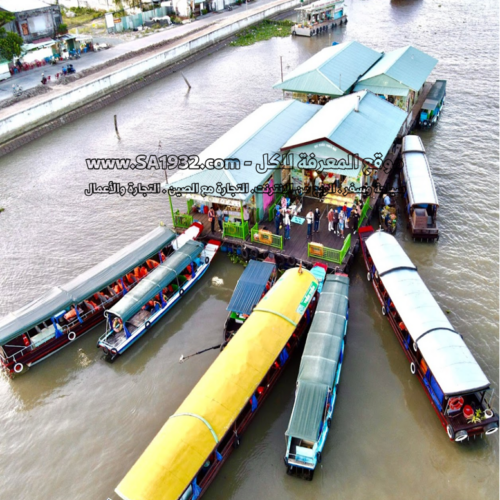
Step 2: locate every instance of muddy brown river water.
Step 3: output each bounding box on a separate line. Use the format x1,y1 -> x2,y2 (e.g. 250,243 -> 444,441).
0,0 -> 498,499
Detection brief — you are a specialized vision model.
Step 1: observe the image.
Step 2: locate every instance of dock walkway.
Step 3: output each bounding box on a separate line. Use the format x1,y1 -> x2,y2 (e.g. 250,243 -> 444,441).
177,146 -> 401,274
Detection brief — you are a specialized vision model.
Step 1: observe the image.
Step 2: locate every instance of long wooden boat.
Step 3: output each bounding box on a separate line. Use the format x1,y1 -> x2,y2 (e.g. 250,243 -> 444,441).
400,135 -> 439,241
115,266 -> 326,500
97,237 -> 220,359
0,224 -> 194,376
284,273 -> 349,480
223,256 -> 277,343
419,79 -> 446,128
359,227 -> 498,441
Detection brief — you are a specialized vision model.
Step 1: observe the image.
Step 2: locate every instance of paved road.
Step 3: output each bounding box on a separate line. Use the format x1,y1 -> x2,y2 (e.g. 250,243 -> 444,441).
0,0 -> 290,102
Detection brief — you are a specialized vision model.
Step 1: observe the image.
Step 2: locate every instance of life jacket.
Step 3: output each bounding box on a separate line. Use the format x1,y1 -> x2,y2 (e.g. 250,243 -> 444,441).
64,308 -> 77,321
85,300 -> 97,311
126,272 -> 136,285
140,266 -> 148,278
146,259 -> 159,270
134,267 -> 141,280
159,252 -> 166,263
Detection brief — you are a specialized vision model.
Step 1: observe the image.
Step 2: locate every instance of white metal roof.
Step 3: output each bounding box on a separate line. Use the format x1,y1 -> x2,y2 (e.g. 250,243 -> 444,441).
295,0 -> 342,12
402,135 -> 438,207
365,232 -> 490,396
365,230 -> 416,276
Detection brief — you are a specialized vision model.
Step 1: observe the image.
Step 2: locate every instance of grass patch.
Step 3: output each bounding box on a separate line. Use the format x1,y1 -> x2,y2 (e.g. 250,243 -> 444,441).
230,20 -> 294,46
63,7 -> 105,29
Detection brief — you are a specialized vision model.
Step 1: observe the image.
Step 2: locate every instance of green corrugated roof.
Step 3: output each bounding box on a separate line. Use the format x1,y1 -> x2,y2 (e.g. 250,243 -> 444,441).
166,100 -> 321,200
356,45 -> 437,92
281,91 -> 407,165
273,41 -> 382,96
109,240 -> 204,323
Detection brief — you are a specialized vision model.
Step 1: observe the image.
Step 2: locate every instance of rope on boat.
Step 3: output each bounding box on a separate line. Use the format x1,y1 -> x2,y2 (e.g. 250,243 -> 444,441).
169,413 -> 219,444
252,308 -> 297,327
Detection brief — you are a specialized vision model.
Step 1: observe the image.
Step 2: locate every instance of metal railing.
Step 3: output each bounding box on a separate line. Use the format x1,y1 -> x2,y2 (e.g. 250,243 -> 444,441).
250,223 -> 283,250
267,196 -> 283,221
174,213 -> 193,229
358,198 -> 371,229
223,221 -> 249,240
308,233 -> 351,264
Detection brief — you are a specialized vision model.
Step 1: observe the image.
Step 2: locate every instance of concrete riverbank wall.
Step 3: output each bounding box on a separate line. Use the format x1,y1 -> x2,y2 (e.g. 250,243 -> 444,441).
0,0 -> 300,156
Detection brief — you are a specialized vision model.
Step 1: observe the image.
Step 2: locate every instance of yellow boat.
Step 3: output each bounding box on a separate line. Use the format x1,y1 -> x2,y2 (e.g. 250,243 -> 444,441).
116,266 -> 325,500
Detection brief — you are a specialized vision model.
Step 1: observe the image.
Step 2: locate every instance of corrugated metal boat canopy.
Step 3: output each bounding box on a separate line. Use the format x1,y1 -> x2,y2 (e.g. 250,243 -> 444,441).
281,91 -> 407,171
273,41 -> 382,96
422,79 -> 446,111
365,232 -> 489,396
115,268 -> 319,500
226,260 -> 276,316
402,135 -> 439,206
354,45 -> 438,93
109,240 -> 204,323
0,226 -> 176,345
166,100 -> 321,201
286,275 -> 349,442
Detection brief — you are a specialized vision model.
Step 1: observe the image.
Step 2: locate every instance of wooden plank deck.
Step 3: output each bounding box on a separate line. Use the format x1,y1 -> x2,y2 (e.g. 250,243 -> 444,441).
176,145 -> 403,274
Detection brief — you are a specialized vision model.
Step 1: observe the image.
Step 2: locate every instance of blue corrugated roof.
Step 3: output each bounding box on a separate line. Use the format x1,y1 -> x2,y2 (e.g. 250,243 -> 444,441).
227,260 -> 276,315
167,100 -> 321,199
273,41 -> 382,96
356,46 -> 438,92
282,91 -> 407,165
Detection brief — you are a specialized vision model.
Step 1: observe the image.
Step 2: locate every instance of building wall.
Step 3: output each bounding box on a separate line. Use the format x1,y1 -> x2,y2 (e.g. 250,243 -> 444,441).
54,0 -> 116,10
1,6 -> 62,43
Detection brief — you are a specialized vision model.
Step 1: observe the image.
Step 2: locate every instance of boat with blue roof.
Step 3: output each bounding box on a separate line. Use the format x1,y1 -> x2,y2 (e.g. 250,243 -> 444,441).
223,256 -> 277,342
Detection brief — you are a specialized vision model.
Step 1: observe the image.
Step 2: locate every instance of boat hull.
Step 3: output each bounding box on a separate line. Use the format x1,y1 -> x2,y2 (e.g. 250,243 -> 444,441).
359,226 -> 498,441
191,297 -> 318,499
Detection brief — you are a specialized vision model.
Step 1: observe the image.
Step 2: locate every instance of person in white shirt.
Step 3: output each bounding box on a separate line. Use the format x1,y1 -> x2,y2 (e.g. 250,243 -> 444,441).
306,210 -> 314,238
284,211 -> 291,240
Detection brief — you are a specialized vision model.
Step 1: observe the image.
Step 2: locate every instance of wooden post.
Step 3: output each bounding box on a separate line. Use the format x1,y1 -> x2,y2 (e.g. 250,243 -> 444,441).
280,56 -> 284,99
181,72 -> 191,90
114,114 -> 120,140
240,201 -> 245,236
168,192 -> 175,228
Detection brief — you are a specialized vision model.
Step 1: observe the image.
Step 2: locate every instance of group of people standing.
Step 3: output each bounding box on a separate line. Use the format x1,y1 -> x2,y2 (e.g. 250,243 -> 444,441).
207,205 -> 251,234
305,203 -> 362,240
